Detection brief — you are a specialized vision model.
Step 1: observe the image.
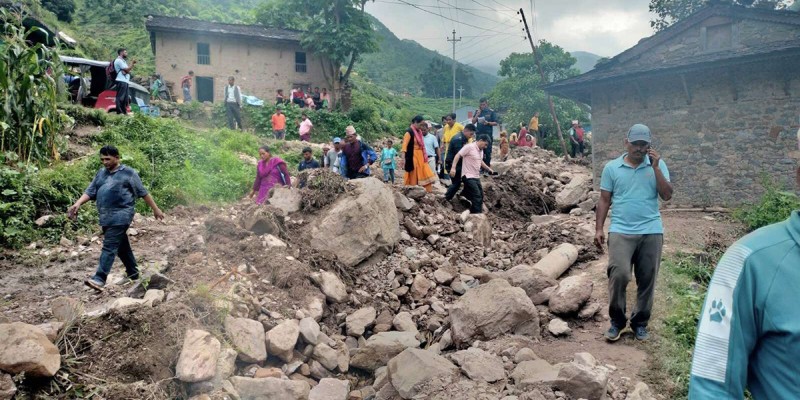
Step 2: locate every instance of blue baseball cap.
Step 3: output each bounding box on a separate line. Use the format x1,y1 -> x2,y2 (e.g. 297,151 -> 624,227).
627,124 -> 651,143
333,137 -> 342,144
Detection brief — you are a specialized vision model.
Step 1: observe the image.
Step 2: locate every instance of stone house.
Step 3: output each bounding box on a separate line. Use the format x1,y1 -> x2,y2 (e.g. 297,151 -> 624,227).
546,4 -> 800,207
145,15 -> 330,103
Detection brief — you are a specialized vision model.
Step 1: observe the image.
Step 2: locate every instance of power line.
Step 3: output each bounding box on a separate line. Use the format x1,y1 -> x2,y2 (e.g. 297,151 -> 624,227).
463,37 -> 527,66
391,0 -> 513,34
466,0 -> 517,15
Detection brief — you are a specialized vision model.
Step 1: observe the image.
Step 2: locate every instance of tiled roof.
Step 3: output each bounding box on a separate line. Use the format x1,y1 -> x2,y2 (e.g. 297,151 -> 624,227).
145,15 -> 301,43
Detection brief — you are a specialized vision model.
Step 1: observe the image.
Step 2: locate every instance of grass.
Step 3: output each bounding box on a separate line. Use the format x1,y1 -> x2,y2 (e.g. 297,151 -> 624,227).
733,176 -> 800,232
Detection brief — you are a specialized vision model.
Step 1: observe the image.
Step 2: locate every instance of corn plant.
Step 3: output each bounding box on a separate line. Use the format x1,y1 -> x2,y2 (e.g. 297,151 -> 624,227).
0,9 -> 65,164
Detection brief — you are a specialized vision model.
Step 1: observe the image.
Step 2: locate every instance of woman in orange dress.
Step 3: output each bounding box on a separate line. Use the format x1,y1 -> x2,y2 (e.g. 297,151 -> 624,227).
400,115 -> 437,192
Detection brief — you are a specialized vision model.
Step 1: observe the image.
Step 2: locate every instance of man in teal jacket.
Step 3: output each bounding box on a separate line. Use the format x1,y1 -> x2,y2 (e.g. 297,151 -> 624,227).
689,167 -> 800,399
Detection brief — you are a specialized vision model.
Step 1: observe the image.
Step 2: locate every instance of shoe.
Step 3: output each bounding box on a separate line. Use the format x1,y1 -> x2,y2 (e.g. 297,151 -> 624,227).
605,325 -> 622,341
84,278 -> 105,292
633,326 -> 650,341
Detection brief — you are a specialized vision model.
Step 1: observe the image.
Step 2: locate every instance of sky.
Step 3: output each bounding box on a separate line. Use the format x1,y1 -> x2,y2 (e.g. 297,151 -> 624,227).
365,0 -> 655,73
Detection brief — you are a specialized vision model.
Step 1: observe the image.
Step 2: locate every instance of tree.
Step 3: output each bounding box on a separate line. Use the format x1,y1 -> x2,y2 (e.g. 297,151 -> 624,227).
649,0 -> 784,31
41,0 -> 75,23
418,57 -> 473,98
488,40 -> 587,155
255,0 -> 379,109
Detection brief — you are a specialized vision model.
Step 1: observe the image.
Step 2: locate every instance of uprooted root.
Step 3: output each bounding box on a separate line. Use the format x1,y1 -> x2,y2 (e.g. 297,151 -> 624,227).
297,169 -> 349,211
484,173 -> 556,219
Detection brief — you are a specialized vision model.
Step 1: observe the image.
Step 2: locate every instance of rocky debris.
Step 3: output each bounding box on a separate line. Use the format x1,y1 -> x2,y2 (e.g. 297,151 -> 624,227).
497,265 -> 558,305
547,318 -> 571,336
312,343 -> 340,371
240,205 -> 285,236
0,373 -> 15,400
299,317 -> 321,345
433,267 -> 457,284
264,234 -> 288,248
514,348 -> 538,363
548,274 -> 593,315
224,316 -> 267,363
35,321 -> 63,342
310,178 -> 400,268
188,346 -> 237,395
269,187 -> 303,215
410,275 -> 432,300
0,322 -> 60,377
229,376 -> 310,400
464,213 -> 492,247
393,192 -> 414,211
403,186 -> 428,200
388,348 -> 460,399
555,174 -> 590,210
531,243 -> 579,280
309,378 -> 350,400
51,296 -> 83,322
449,347 -> 505,383
627,382 -> 657,400
176,329 -> 221,383
450,279 -> 539,345
310,270 -> 348,304
578,301 -> 602,320
266,319 -> 300,362
350,331 -> 420,371
253,367 -> 283,379
346,307 -> 376,337
511,360 -> 560,389
143,289 -> 166,306
553,353 -> 609,400
392,312 -> 417,333
109,297 -> 147,311
128,272 -> 174,298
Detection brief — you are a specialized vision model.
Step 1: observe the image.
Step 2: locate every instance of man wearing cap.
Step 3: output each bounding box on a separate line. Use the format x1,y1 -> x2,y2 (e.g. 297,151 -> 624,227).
340,126 -> 377,180
568,120 -> 585,158
327,138 -> 343,174
595,124 -> 673,342
271,106 -> 287,140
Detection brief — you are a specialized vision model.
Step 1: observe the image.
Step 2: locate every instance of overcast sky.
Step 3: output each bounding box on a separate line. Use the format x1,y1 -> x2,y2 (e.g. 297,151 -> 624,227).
365,0 -> 655,73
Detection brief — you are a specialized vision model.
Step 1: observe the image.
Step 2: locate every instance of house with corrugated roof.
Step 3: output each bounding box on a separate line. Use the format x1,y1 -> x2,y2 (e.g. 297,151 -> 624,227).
145,15 -> 330,103
546,3 -> 800,206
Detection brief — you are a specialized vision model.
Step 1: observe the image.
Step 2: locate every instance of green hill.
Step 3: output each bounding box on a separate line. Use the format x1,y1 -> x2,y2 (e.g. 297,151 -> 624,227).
571,50 -> 602,73
356,15 -> 500,98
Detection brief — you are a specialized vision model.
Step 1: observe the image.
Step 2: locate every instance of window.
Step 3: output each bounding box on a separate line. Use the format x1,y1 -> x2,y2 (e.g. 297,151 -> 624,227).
295,51 -> 307,73
197,42 -> 210,65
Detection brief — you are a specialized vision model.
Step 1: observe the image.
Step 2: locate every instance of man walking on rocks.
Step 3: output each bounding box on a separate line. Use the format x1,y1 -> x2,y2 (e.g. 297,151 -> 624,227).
444,123 -> 476,203
68,145 -> 165,291
449,134 -> 493,213
595,124 -> 672,341
689,166 -> 800,399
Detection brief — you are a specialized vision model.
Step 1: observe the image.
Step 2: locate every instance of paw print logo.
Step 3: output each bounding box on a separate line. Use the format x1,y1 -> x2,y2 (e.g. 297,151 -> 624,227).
709,299 -> 726,323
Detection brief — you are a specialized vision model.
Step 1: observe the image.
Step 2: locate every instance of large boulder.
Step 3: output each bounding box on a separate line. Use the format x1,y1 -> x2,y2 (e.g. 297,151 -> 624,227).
449,279 -> 539,345
299,317 -> 321,345
224,316 -> 267,363
229,376 -> 310,400
310,178 -> 400,268
310,270 -> 348,304
309,378 -> 350,400
188,346 -> 237,396
548,275 -> 593,315
555,174 -> 590,210
511,360 -> 560,389
346,307 -> 376,337
464,213 -> 491,247
350,331 -> 420,371
269,187 -> 302,215
176,329 -> 221,383
448,347 -> 505,383
266,319 -> 300,362
388,349 -> 459,399
497,264 -> 558,305
0,322 -> 60,377
553,359 -> 609,400
0,373 -> 15,400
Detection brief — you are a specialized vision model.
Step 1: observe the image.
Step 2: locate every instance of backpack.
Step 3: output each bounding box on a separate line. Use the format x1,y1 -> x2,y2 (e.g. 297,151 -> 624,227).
106,60 -> 118,81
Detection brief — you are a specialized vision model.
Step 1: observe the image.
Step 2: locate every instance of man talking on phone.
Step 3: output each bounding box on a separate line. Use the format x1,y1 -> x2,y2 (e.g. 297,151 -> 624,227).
594,124 -> 673,342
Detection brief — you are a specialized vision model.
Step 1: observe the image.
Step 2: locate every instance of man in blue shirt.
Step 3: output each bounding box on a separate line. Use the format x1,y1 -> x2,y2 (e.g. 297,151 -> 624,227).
68,145 -> 165,291
689,167 -> 800,399
298,147 -> 320,171
113,48 -> 136,115
595,124 -> 673,341
471,98 -> 498,170
422,122 -> 440,182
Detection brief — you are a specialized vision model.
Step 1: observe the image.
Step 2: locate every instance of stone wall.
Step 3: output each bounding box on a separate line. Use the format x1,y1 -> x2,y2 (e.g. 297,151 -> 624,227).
152,31 -> 330,103
590,62 -> 800,207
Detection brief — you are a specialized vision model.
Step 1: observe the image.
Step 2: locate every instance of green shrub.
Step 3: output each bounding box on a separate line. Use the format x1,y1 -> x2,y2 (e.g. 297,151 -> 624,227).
734,176 -> 800,231
59,104 -> 109,126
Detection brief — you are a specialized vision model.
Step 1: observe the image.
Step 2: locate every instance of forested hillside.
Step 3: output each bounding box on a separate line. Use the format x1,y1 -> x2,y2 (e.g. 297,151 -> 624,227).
357,15 -> 500,97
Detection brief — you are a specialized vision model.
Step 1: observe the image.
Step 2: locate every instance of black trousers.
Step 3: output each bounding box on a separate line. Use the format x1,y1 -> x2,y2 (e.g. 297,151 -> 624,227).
444,166 -> 463,200
226,102 -> 243,130
462,178 -> 484,213
570,141 -> 585,157
115,82 -> 130,115
482,136 -> 493,167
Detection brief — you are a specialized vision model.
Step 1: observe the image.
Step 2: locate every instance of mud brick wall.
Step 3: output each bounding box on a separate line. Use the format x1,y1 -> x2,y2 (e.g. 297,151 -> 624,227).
589,63 -> 800,207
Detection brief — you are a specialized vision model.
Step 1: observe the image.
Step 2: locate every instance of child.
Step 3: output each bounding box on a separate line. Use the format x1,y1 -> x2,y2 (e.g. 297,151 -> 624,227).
380,139 -> 397,184
509,131 -> 519,147
499,131 -> 510,161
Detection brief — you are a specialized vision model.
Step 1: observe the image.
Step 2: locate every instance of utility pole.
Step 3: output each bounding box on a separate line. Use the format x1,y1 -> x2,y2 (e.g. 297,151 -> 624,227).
457,86 -> 464,107
447,29 -> 461,112
518,9 -> 569,158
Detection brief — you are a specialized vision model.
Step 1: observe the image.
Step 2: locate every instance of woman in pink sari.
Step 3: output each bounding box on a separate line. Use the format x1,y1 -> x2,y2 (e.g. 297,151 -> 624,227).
249,146 -> 291,204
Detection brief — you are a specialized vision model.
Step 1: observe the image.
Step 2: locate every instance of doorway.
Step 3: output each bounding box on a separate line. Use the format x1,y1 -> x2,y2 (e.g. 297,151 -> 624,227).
196,76 -> 214,102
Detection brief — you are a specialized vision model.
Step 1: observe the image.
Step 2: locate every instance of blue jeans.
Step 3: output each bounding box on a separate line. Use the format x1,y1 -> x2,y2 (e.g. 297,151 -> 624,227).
183,87 -> 192,102
383,168 -> 395,183
93,225 -> 138,283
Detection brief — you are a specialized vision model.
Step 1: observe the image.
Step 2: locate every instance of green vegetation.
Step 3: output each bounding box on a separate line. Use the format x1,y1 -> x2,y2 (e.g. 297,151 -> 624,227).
357,15 -> 499,96
0,10 -> 67,163
649,0 -> 784,31
734,176 -> 800,231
